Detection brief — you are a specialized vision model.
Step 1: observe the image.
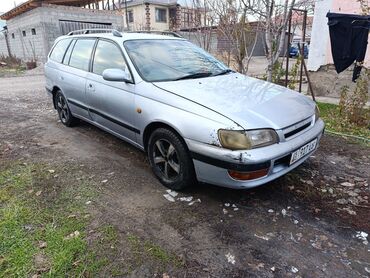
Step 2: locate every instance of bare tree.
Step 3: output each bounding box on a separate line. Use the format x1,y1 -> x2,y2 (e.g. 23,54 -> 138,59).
241,0 -> 296,81
207,0 -> 259,74
179,0 -> 215,52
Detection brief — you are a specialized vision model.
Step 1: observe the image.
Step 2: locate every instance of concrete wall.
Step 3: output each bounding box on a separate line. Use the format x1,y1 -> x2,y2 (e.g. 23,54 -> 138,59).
1,4 -> 124,62
308,0 -> 369,71
0,32 -> 9,56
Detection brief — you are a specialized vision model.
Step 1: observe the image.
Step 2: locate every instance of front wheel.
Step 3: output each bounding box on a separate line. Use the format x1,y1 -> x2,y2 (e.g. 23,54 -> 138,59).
147,128 -> 196,190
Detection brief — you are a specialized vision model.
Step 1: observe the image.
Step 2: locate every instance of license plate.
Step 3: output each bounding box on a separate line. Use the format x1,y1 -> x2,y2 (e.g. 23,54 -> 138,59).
290,139 -> 317,165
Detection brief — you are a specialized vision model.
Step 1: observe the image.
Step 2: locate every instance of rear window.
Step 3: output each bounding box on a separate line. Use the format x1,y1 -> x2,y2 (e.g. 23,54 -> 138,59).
49,39 -> 72,63
69,39 -> 96,71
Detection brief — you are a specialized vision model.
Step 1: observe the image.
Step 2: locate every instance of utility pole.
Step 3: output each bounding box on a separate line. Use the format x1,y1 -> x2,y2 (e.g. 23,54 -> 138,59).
124,0 -> 129,31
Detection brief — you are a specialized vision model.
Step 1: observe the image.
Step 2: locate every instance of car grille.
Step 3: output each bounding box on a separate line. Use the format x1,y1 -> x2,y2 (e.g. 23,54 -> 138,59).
283,117 -> 313,139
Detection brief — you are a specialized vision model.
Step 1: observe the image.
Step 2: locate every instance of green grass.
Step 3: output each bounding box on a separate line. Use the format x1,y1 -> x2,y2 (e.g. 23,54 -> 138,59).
0,163 -> 108,277
317,102 -> 369,140
0,66 -> 25,77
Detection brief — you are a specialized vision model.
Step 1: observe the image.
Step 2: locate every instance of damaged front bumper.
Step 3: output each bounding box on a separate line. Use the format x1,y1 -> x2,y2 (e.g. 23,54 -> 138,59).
186,119 -> 325,189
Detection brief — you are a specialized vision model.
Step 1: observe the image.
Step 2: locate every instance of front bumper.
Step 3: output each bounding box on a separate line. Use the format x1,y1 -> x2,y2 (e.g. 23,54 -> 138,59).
186,119 -> 325,189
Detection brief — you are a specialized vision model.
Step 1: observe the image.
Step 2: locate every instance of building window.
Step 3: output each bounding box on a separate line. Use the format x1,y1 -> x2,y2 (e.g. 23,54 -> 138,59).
31,28 -> 36,35
155,8 -> 167,23
128,10 -> 134,23
22,30 -> 26,37
11,33 -> 15,39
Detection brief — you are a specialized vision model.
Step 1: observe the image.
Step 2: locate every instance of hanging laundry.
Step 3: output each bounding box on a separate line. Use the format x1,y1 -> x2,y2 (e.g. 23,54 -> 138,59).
326,12 -> 369,82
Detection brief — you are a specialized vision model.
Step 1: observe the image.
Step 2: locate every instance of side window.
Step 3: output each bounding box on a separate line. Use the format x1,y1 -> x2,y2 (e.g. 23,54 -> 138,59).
62,39 -> 76,65
49,39 -> 72,63
92,40 -> 127,76
69,39 -> 96,71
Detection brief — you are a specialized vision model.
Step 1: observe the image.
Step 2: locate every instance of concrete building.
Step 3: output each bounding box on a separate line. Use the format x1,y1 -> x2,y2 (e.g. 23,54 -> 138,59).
115,0 -> 209,31
0,0 -> 124,62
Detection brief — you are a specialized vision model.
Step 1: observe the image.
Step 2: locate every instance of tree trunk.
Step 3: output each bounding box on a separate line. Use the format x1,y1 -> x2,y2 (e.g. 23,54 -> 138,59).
238,59 -> 244,74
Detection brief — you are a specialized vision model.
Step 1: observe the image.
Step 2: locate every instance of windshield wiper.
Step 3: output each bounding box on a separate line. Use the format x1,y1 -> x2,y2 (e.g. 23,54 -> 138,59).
213,69 -> 233,76
175,72 -> 213,81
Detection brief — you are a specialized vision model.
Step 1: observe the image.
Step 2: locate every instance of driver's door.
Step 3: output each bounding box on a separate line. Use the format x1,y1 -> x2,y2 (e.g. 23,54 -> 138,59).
85,39 -> 138,143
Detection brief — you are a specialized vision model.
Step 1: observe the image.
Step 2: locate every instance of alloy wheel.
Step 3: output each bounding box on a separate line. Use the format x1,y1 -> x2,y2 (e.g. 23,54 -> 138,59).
152,139 -> 181,181
56,94 -> 69,123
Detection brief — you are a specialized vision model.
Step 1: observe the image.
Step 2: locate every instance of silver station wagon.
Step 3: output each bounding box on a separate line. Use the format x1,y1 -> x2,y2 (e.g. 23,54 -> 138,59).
45,29 -> 325,190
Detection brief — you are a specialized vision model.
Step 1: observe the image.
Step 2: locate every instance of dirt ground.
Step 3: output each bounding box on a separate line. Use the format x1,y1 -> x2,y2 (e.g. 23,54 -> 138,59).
0,71 -> 369,277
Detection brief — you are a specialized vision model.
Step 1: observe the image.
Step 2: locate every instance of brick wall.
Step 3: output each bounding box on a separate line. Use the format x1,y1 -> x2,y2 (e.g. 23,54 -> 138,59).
1,4 -> 124,62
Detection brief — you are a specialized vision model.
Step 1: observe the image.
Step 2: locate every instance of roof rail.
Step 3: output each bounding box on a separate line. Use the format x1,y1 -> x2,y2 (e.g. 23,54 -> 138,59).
129,31 -> 183,38
67,29 -> 122,37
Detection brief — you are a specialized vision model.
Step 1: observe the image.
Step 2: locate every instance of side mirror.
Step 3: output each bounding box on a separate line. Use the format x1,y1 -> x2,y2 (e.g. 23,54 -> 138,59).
102,68 -> 131,82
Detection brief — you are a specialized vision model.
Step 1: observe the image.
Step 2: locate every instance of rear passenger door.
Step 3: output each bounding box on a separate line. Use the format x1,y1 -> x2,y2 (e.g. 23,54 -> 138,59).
85,39 -> 137,143
62,38 -> 96,120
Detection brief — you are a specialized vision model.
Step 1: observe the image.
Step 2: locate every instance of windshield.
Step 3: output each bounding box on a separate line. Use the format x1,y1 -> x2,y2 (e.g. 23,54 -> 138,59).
124,39 -> 229,82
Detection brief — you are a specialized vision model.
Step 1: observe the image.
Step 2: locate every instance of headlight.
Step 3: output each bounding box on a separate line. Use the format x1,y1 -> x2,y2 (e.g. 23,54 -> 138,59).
315,105 -> 320,122
218,129 -> 279,150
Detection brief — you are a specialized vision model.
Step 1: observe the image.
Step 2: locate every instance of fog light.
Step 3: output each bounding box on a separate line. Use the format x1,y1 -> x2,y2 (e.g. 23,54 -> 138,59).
228,168 -> 269,181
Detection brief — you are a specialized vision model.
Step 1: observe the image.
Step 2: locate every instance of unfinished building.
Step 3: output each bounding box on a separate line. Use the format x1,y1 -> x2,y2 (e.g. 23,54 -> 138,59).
0,0 -> 124,62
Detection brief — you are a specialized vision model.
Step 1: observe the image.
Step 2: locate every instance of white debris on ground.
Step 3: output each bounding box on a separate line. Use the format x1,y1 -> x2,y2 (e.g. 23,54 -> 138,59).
355,231 -> 369,245
179,196 -> 193,202
163,194 -> 176,202
281,209 -> 287,217
341,182 -> 354,187
188,199 -> 201,206
222,203 -> 239,213
254,233 -> 271,241
291,266 -> 299,273
166,189 -> 178,198
225,253 -> 236,265
162,190 -> 201,206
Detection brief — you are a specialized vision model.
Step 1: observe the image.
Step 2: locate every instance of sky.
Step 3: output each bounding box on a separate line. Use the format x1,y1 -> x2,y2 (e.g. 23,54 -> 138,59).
0,0 -> 26,13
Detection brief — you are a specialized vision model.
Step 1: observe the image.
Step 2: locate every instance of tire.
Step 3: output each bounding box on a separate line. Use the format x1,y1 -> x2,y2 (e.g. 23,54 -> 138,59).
147,128 -> 196,190
54,90 -> 78,127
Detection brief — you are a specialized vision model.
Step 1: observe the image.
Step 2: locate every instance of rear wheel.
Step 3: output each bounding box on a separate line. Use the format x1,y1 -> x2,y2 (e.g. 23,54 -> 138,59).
148,128 -> 196,190
55,90 -> 78,127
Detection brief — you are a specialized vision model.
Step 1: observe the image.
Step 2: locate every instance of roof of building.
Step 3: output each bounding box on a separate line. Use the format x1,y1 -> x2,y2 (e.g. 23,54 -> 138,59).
0,0 -> 108,20
115,0 -> 199,8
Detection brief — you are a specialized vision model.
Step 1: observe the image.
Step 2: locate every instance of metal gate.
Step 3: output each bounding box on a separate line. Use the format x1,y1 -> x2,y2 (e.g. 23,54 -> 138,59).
59,20 -> 112,35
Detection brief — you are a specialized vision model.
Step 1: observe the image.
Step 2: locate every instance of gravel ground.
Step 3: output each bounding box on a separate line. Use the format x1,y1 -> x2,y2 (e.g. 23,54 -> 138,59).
0,71 -> 369,277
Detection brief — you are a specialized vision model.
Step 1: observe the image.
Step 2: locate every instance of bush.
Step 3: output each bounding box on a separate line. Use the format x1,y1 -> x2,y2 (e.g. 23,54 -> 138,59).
339,69 -> 369,127
0,54 -> 22,67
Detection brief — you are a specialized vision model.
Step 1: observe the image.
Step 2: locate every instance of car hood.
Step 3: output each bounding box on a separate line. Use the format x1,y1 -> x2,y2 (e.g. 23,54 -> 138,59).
153,73 -> 315,130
